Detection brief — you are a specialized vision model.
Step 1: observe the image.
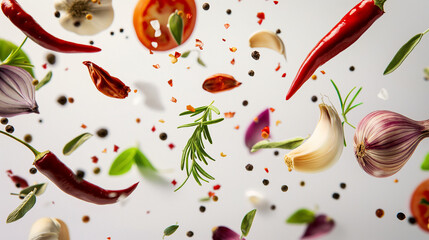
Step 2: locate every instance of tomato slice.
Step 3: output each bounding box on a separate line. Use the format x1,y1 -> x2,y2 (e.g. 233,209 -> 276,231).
133,0 -> 197,51
410,179 -> 429,232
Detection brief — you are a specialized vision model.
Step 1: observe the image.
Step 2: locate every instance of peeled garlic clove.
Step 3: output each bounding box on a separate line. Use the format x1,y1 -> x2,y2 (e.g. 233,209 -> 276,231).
28,218 -> 70,240
249,30 -> 286,59
284,103 -> 344,172
353,110 -> 429,177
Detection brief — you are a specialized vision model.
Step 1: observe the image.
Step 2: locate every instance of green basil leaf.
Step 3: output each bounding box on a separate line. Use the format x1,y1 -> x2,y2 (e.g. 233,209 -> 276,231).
251,137 -> 305,152
163,224 -> 179,239
35,71 -> 52,91
420,198 -> 429,206
20,183 -> 47,197
135,149 -> 157,172
384,33 -> 424,75
109,147 -> 138,175
0,39 -> 34,77
286,208 -> 315,224
181,50 -> 191,58
424,67 -> 429,79
6,189 -> 36,223
168,12 -> 183,45
63,133 -> 93,156
421,152 -> 429,171
197,57 -> 206,67
241,209 -> 257,238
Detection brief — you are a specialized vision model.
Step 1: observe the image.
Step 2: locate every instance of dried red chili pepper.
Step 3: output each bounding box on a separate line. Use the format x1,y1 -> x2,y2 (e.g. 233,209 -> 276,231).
286,0 -> 385,100
6,170 -> 28,188
203,74 -> 242,93
0,131 -> 139,205
1,0 -> 101,53
83,61 -> 130,99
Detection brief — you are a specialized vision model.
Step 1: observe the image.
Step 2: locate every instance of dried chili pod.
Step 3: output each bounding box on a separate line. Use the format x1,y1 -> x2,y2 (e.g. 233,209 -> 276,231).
202,74 -> 241,93
83,61 -> 130,99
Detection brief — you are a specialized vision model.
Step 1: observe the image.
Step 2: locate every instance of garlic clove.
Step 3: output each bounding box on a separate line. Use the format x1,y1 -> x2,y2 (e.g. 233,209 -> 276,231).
28,218 -> 70,240
249,30 -> 286,59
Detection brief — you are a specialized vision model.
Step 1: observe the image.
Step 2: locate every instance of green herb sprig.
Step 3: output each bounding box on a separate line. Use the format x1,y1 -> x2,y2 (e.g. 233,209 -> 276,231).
175,101 -> 224,191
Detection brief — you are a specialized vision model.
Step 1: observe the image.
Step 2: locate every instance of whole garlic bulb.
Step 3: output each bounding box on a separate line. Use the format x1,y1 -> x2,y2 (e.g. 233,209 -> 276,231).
28,218 -> 70,240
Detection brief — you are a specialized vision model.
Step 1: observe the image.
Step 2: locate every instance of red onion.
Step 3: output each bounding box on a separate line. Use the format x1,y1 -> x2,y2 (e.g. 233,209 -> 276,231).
353,110 -> 429,177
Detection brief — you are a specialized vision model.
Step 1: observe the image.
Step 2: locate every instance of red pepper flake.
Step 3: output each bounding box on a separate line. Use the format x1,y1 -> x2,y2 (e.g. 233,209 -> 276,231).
224,23 -> 230,29
171,179 -> 177,186
257,12 -> 265,25
168,143 -> 175,149
321,70 -> 326,74
275,63 -> 281,71
149,49 -> 153,54
102,148 -> 107,153
113,145 -> 119,152
208,191 -> 215,197
274,0 -> 279,4
213,184 -> 221,190
282,73 -> 286,78
133,89 -> 138,93
264,168 -> 269,173
195,39 -> 204,50
42,63 -> 47,69
107,238 -> 111,240
186,105 -> 196,112
91,156 -> 98,163
224,112 -> 235,118
229,47 -> 237,52
261,126 -> 270,139
269,108 -> 275,112
222,38 -> 226,42
153,64 -> 160,69
234,125 -> 240,130
168,79 -> 173,87
81,124 -> 87,129
174,52 -> 181,58
151,126 -> 156,132
136,118 -> 141,123
171,97 -> 177,103
394,179 -> 399,183
230,58 -> 235,65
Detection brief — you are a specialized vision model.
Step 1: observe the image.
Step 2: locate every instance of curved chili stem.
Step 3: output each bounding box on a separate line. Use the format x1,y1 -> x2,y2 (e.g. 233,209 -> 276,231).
373,0 -> 386,11
0,130 -> 40,156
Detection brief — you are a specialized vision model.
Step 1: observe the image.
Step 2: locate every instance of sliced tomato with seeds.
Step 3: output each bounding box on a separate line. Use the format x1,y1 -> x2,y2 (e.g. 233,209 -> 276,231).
133,0 -> 197,51
410,179 -> 429,232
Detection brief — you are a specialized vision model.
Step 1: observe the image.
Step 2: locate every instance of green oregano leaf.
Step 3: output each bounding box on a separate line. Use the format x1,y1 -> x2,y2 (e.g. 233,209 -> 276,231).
421,152 -> 429,171
197,57 -> 206,67
163,224 -> 179,239
384,33 -> 425,75
241,209 -> 257,238
286,208 -> 315,224
0,38 -> 34,77
109,147 -> 138,175
168,11 -> 183,45
63,132 -> 93,156
35,71 -> 52,91
20,183 -> 47,197
251,137 -> 305,152
181,50 -> 191,58
7,189 -> 36,223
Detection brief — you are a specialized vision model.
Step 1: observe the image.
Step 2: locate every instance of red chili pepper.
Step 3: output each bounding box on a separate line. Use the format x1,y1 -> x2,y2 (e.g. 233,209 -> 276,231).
83,61 -> 131,99
1,0 -> 101,53
6,170 -> 29,188
286,0 -> 385,100
0,131 -> 139,205
203,74 -> 242,93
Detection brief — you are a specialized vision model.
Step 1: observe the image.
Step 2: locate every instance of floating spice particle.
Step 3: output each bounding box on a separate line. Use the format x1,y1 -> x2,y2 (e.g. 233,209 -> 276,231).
251,51 -> 260,60
5,125 -> 14,133
195,39 -> 204,50
54,11 -> 60,18
32,79 -> 39,86
81,124 -> 87,129
208,191 -> 215,197
171,97 -> 177,103
275,63 -> 281,71
340,182 -> 346,189
136,118 -> 141,123
274,1 -> 279,4
245,164 -> 254,171
375,209 -> 384,218
276,120 -> 281,126
220,152 -> 227,157
119,28 -> 124,33
230,58 -> 235,65
321,70 -> 326,74
91,156 -> 98,163
311,75 -> 317,80
276,29 -> 281,34
300,181 -> 305,187
113,145 -> 119,152
271,205 -> 276,210
282,73 -> 286,77
213,184 -> 221,190
159,133 -> 168,141
212,196 -> 218,202
394,179 -> 398,183
222,38 -> 226,42
397,212 -> 406,220
202,3 -> 210,10
46,53 -> 56,65
187,231 -> 194,237
253,117 -> 258,123
133,89 -> 138,93
159,119 -> 165,123
82,215 -> 90,223
281,185 -> 288,192
224,23 -> 230,29
242,100 -> 248,106
248,70 -> 255,76
29,167 -> 37,174
349,66 -> 355,71
171,179 -> 177,186
226,9 -> 231,14
96,128 -> 108,138
76,170 -> 85,180
151,126 -> 156,132
269,108 -> 275,112
234,125 -> 239,130
168,79 -> 173,87
168,143 -> 175,149
262,179 -> 269,186
224,112 -> 235,118
57,96 -> 67,105
230,47 -> 237,52
311,95 -> 318,102
93,167 -> 100,174
256,12 -> 265,25
274,150 -> 279,156
89,40 -> 94,45
199,206 -> 206,212
186,105 -> 195,112
264,168 -> 269,173
408,217 -> 416,225
102,148 -> 107,153
68,97 -> 74,103
23,134 -> 32,143
332,192 -> 340,200
86,14 -> 93,20
1,118 -> 8,125
261,126 -> 270,139
153,64 -> 160,69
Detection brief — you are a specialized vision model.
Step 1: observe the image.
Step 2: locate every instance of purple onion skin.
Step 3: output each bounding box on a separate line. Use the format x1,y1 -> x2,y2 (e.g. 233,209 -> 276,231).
212,226 -> 243,240
245,108 -> 270,151
0,65 -> 38,117
353,110 -> 429,177
301,214 -> 335,240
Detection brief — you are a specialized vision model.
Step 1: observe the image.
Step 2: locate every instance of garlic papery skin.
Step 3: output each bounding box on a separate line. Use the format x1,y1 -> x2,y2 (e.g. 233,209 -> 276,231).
284,103 -> 344,172
28,218 -> 70,240
54,0 -> 114,36
353,110 -> 429,177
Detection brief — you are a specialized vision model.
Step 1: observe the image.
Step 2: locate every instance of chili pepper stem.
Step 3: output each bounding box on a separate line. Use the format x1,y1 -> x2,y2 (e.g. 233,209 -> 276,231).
373,0 -> 386,11
0,130 -> 40,156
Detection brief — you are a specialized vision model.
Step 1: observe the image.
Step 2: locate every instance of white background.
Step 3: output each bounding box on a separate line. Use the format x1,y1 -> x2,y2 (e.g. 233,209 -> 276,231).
1,0 -> 429,239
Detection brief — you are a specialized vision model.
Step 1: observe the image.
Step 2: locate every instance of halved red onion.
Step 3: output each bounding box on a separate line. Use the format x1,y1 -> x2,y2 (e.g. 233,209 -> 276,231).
301,214 -> 335,239
212,226 -> 243,240
245,108 -> 270,151
0,65 -> 38,117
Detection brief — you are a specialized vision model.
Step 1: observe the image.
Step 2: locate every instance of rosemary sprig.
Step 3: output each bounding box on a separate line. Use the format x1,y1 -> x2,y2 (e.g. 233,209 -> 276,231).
331,79 -> 363,146
175,101 -> 224,191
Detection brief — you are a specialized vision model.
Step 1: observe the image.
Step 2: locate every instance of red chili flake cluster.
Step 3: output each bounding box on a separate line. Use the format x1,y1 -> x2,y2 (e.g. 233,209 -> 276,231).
151,126 -> 156,132
113,145 -> 119,152
168,79 -> 173,87
213,184 -> 221,190
257,12 -> 265,25
91,156 -> 98,164
195,39 -> 204,50
230,58 -> 235,65
229,47 -> 237,52
261,126 -> 270,139
224,23 -> 230,29
171,179 -> 177,186
224,112 -> 235,118
168,143 -> 175,149
153,64 -> 160,69
208,191 -> 215,197
186,105 -> 196,112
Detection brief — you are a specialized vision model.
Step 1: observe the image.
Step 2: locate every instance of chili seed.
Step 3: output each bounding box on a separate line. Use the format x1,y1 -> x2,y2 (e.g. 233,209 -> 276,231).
262,179 -> 269,186
5,125 -> 14,133
349,66 -> 355,71
24,134 -> 32,143
408,216 -> 416,225
202,3 -> 210,10
1,118 -> 8,125
212,195 -> 219,202
300,181 -> 305,187
82,215 -> 90,223
57,96 -> 67,105
159,132 -> 168,141
332,192 -> 340,200
46,53 -> 56,65
375,209 -> 384,218
199,206 -> 206,213
245,164 -> 253,171
281,185 -> 288,192
76,170 -> 85,179
96,128 -> 108,138
340,182 -> 346,189
397,212 -> 406,221
276,29 -> 281,34
29,168 -> 37,174
226,9 -> 231,14
186,231 -> 194,237
73,21 -> 81,27
242,100 -> 248,106
54,11 -> 60,18
93,167 -> 101,174
270,205 -> 276,210
274,150 -> 279,156
251,51 -> 260,60
248,70 -> 255,76
311,95 -> 318,102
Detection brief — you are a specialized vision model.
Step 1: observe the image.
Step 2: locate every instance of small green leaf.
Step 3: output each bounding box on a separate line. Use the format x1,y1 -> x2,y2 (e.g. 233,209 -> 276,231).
421,152 -> 429,170
199,197 -> 211,202
286,208 -> 315,224
251,137 -> 305,152
7,189 -> 36,223
20,183 -> 47,197
197,57 -> 206,67
168,12 -> 183,45
178,122 -> 201,128
62,133 -> 93,156
0,38 -> 34,77
134,149 -> 157,173
384,33 -> 424,75
109,147 -> 138,176
35,71 -> 52,91
241,209 -> 257,238
163,224 -> 179,239
181,50 -> 191,58
420,198 -> 429,206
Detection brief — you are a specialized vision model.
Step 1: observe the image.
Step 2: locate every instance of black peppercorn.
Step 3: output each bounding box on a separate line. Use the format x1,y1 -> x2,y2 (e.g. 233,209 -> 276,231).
300,181 -> 305,187
1,117 -> 8,125
274,151 -> 279,156
15,183 -> 21,188
262,179 -> 269,185
119,28 -> 124,33
96,128 -> 108,138
186,231 -> 194,237
397,212 -> 406,220
76,170 -> 85,180
281,185 -> 288,192
202,3 -> 210,10
349,66 -> 355,71
159,132 -> 168,141
24,134 -> 32,143
248,70 -> 255,76
46,53 -> 56,65
54,11 -> 60,18
242,100 -> 248,106
270,205 -> 276,210
226,9 -> 231,14
276,29 -> 281,34
311,95 -> 318,102
5,125 -> 14,133
245,164 -> 253,171
251,51 -> 260,60
57,96 -> 67,105
199,206 -> 206,213
408,216 -> 416,224
340,182 -> 346,189
29,168 -> 37,174
332,192 -> 340,200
